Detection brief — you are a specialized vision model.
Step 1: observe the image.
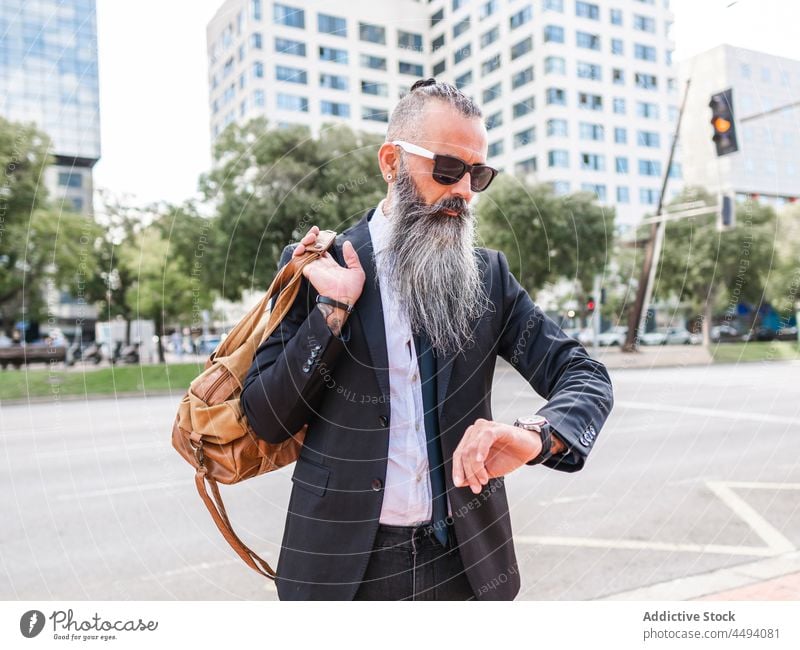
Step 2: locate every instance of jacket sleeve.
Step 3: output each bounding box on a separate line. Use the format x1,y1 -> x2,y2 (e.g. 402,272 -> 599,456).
240,244 -> 352,444
495,250 -> 614,472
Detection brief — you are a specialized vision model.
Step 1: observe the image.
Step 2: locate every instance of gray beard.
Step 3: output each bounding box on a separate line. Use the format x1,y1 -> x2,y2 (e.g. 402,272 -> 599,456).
381,163 -> 489,356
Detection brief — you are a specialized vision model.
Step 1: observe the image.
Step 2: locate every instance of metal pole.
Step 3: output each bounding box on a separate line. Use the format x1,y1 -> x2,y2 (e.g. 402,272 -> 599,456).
622,78 -> 692,352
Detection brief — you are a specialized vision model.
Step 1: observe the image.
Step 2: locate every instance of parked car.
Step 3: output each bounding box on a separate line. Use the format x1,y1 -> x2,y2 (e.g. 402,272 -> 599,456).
597,326 -> 628,346
664,327 -> 694,345
195,335 -> 222,355
741,327 -> 776,342
710,324 -> 741,343
577,328 -> 594,346
640,329 -> 667,346
776,326 -> 798,342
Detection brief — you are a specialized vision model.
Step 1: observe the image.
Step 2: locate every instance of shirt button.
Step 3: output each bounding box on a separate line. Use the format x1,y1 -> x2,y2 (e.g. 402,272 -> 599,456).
379,415 -> 389,427
416,473 -> 423,482
411,373 -> 418,382
371,478 -> 383,491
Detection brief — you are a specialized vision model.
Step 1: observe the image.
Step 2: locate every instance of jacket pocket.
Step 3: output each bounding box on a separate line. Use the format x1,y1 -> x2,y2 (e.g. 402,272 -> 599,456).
291,457 -> 330,497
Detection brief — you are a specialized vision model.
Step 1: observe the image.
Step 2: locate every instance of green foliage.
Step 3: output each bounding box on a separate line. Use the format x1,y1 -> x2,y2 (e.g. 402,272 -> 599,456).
200,118 -> 385,300
476,174 -> 615,295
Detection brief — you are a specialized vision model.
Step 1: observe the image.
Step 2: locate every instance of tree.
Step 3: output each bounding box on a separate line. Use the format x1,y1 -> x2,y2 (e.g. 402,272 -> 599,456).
199,118 -> 385,301
652,187 -> 778,346
476,175 -> 615,297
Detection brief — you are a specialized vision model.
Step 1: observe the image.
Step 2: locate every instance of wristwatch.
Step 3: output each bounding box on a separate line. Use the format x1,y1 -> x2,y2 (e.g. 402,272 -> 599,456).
513,414 -> 553,465
315,295 -> 354,314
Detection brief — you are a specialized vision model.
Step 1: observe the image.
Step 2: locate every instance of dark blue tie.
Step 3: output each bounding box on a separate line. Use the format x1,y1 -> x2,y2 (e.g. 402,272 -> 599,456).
414,332 -> 449,547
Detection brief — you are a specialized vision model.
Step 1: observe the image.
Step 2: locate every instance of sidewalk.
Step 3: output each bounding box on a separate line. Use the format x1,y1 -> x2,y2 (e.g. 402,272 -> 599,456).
588,345 -> 713,370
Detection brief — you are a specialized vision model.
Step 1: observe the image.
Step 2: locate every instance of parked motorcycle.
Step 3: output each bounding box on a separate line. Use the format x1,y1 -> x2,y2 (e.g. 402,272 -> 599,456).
110,341 -> 140,365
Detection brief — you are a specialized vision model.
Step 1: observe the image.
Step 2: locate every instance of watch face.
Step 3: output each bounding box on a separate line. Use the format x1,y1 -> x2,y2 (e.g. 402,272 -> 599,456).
516,415 -> 548,429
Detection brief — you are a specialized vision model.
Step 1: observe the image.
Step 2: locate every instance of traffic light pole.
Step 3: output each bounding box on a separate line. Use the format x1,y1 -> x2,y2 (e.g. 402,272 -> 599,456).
622,78 -> 691,353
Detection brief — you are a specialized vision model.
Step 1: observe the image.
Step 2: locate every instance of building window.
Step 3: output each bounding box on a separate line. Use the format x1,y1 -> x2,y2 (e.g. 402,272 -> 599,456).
481,54 -> 501,76
399,61 -> 424,76
578,92 -> 602,110
321,100 -> 350,117
637,130 -> 660,147
515,157 -> 537,174
633,14 -> 656,33
318,13 -> 347,36
613,97 -> 626,114
320,73 -> 348,90
510,6 -> 533,30
361,80 -> 388,96
615,156 -> 628,173
669,162 -> 682,179
488,140 -> 505,157
277,93 -> 308,111
543,0 -> 564,11
576,2 -> 599,20
546,118 -> 568,137
579,122 -> 604,141
455,70 -> 473,89
616,186 -> 629,203
581,153 -> 605,171
740,63 -> 751,79
577,61 -> 602,81
637,101 -> 659,119
483,82 -> 502,103
640,188 -> 658,204
634,43 -> 657,61
551,180 -> 570,195
544,25 -> 564,43
275,37 -> 306,56
614,127 -> 627,144
58,171 -> 82,187
612,68 -> 624,85
276,65 -> 307,83
486,111 -> 503,130
433,59 -> 446,75
359,22 -> 385,44
319,46 -> 348,64
253,89 -> 265,106
454,44 -> 472,64
576,31 -> 600,50
251,0 -> 262,20
638,159 -> 661,176
432,34 -> 446,52
546,88 -> 566,105
239,72 -> 246,89
635,73 -> 657,89
398,30 -> 423,51
511,66 -> 534,89
548,150 -> 569,168
480,0 -> 498,20
480,26 -> 500,48
453,16 -> 471,38
431,9 -> 444,27
361,54 -> 387,70
362,107 -> 388,122
511,37 -> 533,60
252,61 -> 264,78
581,183 -> 606,201
513,96 -> 535,117
611,38 -> 623,55
273,3 -> 304,28
251,33 -> 263,49
514,127 -> 536,148
610,8 -> 623,25
453,0 -> 467,9
544,56 -> 566,74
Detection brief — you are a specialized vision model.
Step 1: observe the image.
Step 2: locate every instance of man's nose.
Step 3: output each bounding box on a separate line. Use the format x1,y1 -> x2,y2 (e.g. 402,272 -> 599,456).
448,172 -> 474,205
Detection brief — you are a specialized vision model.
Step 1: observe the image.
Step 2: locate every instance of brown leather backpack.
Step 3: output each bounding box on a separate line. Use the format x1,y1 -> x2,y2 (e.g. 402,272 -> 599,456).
171,230 -> 337,579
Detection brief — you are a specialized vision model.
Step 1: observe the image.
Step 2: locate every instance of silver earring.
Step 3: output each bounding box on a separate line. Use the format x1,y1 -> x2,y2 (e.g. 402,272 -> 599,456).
386,173 -> 392,180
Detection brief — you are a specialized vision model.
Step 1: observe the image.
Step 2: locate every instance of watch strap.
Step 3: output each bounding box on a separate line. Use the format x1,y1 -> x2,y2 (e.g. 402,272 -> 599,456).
315,295 -> 354,314
527,422 -> 553,465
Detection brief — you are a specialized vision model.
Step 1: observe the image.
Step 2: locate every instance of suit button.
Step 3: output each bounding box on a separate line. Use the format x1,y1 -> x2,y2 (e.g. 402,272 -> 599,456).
371,478 -> 383,491
301,363 -> 311,373
379,415 -> 389,427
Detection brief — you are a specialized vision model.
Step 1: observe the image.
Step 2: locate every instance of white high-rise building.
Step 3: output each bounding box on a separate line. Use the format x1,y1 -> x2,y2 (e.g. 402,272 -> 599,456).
679,44 -> 800,209
207,0 -> 680,227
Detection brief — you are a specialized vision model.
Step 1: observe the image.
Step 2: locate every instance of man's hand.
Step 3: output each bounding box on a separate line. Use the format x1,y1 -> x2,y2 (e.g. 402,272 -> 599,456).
294,226 -> 365,304
452,418 -> 542,494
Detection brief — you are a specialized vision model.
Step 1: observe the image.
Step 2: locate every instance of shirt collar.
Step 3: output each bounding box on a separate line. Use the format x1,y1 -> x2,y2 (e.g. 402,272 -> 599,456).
369,199 -> 392,256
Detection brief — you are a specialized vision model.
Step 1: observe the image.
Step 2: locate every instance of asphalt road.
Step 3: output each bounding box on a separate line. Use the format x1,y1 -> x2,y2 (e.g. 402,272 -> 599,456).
1,360 -> 798,601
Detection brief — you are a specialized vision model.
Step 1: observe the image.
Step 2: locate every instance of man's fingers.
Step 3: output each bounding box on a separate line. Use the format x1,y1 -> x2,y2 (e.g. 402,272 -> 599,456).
342,240 -> 362,270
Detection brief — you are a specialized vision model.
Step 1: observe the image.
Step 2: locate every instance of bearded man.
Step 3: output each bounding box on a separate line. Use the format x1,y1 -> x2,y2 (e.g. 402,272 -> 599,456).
241,79 -> 614,601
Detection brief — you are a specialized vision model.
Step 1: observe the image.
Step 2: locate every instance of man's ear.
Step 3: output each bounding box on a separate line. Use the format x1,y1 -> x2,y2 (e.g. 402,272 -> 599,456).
378,142 -> 399,181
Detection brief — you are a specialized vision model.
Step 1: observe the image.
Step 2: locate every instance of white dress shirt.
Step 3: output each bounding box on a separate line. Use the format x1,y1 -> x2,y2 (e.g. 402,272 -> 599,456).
369,201 -> 451,525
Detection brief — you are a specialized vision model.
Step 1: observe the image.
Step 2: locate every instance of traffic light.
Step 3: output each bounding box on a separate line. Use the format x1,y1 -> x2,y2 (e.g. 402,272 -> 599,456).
709,89 -> 738,156
717,193 -> 736,230
586,297 -> 596,313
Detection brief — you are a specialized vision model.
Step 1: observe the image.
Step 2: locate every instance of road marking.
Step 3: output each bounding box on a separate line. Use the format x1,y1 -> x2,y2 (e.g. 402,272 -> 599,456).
614,400 -> 800,426
56,480 -> 185,501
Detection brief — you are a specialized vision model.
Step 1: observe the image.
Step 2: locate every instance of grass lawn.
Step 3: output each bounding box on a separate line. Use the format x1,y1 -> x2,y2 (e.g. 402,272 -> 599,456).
711,341 -> 800,364
0,362 -> 203,400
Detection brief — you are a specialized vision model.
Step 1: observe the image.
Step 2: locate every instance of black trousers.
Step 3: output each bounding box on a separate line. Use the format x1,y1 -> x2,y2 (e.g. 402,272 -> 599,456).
353,523 -> 475,600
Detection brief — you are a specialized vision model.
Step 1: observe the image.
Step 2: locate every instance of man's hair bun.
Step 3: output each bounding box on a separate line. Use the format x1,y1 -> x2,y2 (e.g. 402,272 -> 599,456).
410,78 -> 438,92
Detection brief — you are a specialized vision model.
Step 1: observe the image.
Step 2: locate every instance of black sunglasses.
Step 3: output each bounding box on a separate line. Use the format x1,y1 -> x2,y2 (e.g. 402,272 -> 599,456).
391,140 -> 499,192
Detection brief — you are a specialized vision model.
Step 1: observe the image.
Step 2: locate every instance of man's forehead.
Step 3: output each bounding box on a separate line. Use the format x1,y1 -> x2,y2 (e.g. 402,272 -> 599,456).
413,101 -> 487,162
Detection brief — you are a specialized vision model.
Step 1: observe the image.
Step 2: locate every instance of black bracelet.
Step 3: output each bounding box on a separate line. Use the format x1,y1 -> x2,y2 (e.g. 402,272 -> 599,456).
316,295 -> 354,314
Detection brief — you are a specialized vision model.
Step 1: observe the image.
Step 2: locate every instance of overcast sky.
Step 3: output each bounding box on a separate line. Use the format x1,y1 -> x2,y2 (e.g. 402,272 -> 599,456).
92,0 -> 800,207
